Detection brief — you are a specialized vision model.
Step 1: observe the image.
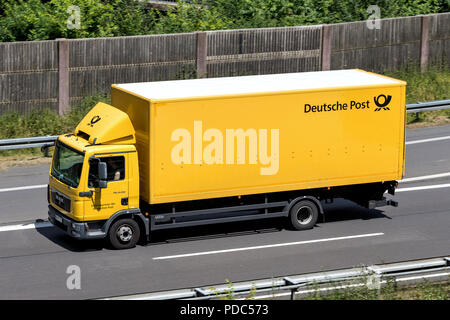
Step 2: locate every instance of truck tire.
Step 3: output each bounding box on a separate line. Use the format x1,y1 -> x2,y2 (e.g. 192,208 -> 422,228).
289,200 -> 318,230
108,218 -> 140,250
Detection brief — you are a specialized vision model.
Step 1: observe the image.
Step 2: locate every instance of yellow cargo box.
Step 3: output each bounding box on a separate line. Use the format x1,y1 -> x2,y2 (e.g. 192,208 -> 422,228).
111,69 -> 406,205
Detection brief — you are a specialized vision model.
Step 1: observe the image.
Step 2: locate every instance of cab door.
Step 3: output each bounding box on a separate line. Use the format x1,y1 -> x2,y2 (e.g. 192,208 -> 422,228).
84,154 -> 130,221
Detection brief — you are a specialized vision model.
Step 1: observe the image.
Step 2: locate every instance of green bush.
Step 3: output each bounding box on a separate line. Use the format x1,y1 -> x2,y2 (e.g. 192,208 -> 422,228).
0,0 -> 449,41
154,1 -> 227,34
0,92 -> 110,157
383,65 -> 450,125
0,0 -> 154,41
0,92 -> 109,140
384,65 -> 450,103
204,0 -> 448,28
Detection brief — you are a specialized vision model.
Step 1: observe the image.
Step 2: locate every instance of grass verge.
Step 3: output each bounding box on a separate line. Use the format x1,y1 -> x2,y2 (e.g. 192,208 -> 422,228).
0,93 -> 110,166
301,279 -> 449,300
210,278 -> 449,300
383,65 -> 450,128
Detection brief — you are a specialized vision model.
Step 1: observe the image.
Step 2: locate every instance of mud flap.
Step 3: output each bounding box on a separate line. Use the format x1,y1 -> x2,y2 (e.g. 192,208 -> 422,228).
368,197 -> 399,209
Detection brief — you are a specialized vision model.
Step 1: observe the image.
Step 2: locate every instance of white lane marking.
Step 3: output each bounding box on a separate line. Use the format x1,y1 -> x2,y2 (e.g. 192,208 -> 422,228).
0,184 -> 47,193
399,172 -> 450,183
406,135 -> 450,145
152,232 -> 384,260
397,183 -> 450,192
0,221 -> 52,232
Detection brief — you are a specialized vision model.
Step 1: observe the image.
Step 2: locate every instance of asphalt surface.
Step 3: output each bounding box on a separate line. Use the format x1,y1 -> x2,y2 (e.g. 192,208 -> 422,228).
0,124 -> 449,299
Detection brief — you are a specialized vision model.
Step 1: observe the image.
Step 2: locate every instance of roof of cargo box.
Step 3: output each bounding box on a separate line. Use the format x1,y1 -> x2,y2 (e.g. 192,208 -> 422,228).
115,69 -> 404,101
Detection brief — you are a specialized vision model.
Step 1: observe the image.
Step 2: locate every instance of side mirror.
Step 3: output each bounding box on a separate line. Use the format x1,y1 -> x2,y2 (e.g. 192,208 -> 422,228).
98,162 -> 108,188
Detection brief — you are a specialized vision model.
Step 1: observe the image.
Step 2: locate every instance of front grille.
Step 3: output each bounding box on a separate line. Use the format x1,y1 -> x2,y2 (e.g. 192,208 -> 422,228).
51,189 -> 71,212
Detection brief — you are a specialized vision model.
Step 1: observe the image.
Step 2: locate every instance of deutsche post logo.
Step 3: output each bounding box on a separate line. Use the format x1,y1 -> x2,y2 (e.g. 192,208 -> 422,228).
87,115 -> 101,127
374,94 -> 392,111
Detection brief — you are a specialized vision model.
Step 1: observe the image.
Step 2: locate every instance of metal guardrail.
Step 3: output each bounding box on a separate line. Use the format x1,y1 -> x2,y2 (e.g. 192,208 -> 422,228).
102,256 -> 450,300
406,99 -> 450,114
0,99 -> 448,154
0,135 -> 58,155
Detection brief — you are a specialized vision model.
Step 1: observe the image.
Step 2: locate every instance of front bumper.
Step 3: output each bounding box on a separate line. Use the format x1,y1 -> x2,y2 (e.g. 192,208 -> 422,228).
48,205 -> 106,239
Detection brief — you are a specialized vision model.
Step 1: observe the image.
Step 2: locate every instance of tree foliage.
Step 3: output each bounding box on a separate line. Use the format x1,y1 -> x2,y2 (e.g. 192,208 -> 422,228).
210,0 -> 447,27
154,1 -> 227,34
0,0 -> 154,41
0,0 -> 448,41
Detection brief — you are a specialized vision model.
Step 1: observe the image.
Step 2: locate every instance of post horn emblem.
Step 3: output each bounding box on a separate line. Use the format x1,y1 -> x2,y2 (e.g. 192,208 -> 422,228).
87,115 -> 101,127
374,94 -> 392,111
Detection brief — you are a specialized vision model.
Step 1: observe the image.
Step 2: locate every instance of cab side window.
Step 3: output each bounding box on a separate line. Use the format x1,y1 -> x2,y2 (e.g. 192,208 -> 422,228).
88,156 -> 125,188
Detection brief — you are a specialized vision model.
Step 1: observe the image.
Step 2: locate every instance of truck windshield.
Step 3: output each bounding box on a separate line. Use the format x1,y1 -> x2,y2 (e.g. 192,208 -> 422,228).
52,141 -> 85,188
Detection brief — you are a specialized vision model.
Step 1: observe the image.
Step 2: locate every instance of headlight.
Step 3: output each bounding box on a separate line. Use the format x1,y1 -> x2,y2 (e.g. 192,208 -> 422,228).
72,223 -> 81,231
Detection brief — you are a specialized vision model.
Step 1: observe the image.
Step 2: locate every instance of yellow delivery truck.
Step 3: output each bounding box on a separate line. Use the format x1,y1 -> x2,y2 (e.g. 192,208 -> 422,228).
48,69 -> 406,249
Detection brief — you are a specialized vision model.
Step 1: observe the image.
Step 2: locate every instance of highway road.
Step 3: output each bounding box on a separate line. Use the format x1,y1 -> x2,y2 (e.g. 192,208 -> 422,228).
0,124 -> 449,299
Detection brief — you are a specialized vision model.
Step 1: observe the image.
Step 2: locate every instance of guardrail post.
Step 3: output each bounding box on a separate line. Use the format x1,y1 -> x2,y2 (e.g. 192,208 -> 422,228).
57,38 -> 70,116
42,146 -> 49,157
196,31 -> 207,78
321,24 -> 332,71
284,277 -> 297,300
419,15 -> 430,73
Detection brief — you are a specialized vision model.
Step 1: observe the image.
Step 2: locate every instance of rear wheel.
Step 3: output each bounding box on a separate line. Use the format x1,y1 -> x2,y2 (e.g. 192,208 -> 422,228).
108,218 -> 140,250
289,200 -> 319,230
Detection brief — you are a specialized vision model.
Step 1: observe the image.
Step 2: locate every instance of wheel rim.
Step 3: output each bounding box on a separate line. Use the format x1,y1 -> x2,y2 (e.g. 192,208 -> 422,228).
117,225 -> 133,242
296,206 -> 313,225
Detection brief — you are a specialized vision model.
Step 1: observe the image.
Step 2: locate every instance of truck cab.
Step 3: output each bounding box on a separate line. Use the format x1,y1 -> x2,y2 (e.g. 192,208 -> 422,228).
48,102 -> 147,249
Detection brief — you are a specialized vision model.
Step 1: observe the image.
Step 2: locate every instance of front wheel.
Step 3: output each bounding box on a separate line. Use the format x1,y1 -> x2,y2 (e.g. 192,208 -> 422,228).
108,218 -> 140,250
288,200 -> 319,230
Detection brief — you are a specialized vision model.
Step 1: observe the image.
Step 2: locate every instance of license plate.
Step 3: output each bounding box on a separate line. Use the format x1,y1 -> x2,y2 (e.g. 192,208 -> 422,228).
55,215 -> 63,223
